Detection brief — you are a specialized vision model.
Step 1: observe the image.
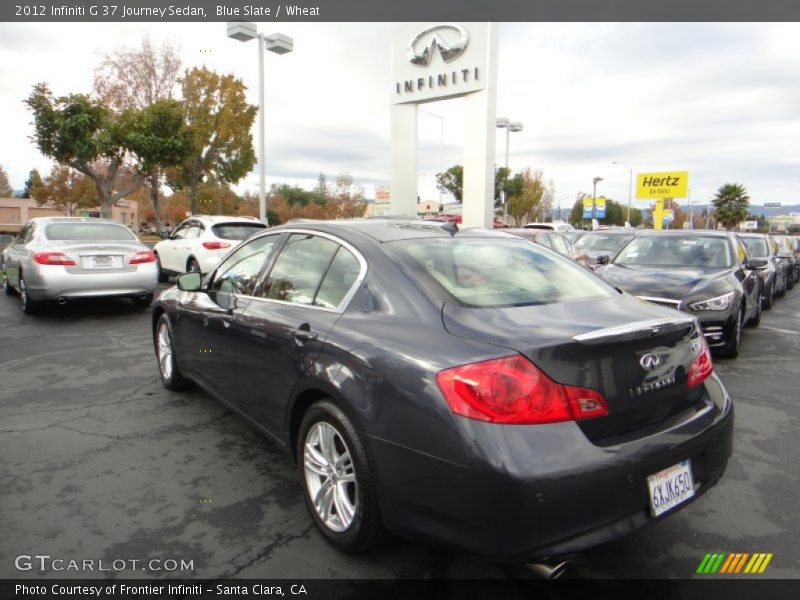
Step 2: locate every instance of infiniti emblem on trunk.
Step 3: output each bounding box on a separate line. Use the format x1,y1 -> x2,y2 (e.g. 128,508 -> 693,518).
640,353 -> 661,371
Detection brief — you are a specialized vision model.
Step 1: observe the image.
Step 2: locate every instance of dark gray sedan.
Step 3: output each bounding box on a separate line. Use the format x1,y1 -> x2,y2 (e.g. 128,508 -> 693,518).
152,220 -> 733,568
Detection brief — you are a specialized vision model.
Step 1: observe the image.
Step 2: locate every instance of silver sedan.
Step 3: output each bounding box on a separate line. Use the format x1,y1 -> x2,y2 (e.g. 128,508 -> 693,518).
2,217 -> 158,314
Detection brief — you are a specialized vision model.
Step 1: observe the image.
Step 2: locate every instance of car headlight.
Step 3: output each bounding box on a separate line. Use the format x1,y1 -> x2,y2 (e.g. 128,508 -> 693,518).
689,291 -> 735,312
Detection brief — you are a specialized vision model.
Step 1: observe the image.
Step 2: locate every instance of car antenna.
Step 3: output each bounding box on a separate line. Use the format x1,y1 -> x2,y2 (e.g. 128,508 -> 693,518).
442,221 -> 458,237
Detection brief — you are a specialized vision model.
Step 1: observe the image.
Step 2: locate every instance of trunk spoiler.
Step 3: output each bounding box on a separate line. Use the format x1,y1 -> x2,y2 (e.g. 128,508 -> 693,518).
572,316 -> 696,345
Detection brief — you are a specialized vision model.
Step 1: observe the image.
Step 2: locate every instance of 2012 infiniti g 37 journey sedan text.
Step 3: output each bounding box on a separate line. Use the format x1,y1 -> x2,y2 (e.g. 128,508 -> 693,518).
152,220 -> 733,563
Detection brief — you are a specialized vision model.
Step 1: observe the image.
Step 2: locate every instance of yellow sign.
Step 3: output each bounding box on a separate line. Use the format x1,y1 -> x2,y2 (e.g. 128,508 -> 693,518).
636,171 -> 689,199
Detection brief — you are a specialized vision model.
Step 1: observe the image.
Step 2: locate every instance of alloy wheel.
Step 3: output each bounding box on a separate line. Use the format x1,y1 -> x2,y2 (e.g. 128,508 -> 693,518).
156,321 -> 174,381
303,421 -> 358,533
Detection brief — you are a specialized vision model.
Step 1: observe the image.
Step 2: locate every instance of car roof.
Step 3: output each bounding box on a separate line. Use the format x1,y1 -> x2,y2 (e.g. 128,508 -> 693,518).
580,229 -> 638,235
27,217 -> 125,225
271,219 -> 517,243
184,215 -> 263,224
634,229 -> 730,237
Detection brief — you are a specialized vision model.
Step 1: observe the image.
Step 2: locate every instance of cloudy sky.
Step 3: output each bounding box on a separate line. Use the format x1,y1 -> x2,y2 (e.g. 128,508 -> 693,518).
1,21 -> 799,210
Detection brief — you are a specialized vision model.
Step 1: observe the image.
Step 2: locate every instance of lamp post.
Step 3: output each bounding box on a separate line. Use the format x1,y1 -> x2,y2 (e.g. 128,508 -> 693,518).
496,118 -> 523,222
420,108 -> 444,209
612,161 -> 633,225
227,21 -> 293,225
592,176 -> 603,222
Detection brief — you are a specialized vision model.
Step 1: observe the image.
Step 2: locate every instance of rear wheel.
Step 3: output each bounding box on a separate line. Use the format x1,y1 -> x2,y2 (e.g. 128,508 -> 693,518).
3,276 -> 15,296
155,254 -> 169,283
132,293 -> 154,309
187,258 -> 201,274
19,275 -> 41,315
155,315 -> 191,391
298,400 -> 388,553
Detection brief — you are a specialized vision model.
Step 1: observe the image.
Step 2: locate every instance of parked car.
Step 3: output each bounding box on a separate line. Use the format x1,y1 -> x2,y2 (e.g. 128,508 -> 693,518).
153,216 -> 267,280
740,233 -> 787,308
594,230 -> 762,358
522,220 -> 575,233
2,217 -> 158,314
506,228 -> 592,269
0,234 -> 13,269
426,211 -> 509,229
561,230 -> 586,244
152,219 -> 733,565
574,229 -> 640,270
771,234 -> 799,286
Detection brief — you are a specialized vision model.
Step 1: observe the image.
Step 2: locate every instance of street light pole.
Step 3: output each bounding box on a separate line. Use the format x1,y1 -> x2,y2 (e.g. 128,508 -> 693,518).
227,22 -> 293,226
612,161 -> 633,225
496,118 -> 523,223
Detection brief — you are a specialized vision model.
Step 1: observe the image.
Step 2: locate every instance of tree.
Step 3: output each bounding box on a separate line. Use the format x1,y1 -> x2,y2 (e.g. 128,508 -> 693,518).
712,183 -> 750,230
495,166 -> 511,206
435,165 -> 463,201
94,37 -> 183,231
330,172 -> 368,219
316,173 -> 328,203
167,67 -> 257,214
507,168 -> 546,226
25,83 -> 140,217
0,165 -> 13,197
30,165 -> 99,216
22,169 -> 43,199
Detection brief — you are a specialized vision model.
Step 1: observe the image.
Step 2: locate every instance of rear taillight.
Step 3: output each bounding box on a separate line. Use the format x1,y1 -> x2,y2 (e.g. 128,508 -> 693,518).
435,355 -> 609,425
129,250 -> 156,264
202,241 -> 231,250
687,337 -> 714,387
33,252 -> 76,266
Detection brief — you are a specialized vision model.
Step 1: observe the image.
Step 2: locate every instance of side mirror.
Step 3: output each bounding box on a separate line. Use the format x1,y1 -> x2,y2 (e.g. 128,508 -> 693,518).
596,255 -> 610,265
177,271 -> 202,292
746,258 -> 767,270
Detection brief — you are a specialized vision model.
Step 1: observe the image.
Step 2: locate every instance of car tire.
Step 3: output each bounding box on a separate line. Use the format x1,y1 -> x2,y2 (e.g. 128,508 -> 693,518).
719,307 -> 744,358
155,254 -> 169,283
777,274 -> 786,297
3,276 -> 15,296
787,271 -> 794,291
297,400 -> 389,554
19,275 -> 41,315
187,258 -> 201,274
132,293 -> 154,309
155,314 -> 192,391
747,289 -> 762,327
763,281 -> 774,310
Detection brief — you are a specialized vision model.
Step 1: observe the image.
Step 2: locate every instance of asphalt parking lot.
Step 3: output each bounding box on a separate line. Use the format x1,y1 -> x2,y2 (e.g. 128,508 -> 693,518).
1,282 -> 798,580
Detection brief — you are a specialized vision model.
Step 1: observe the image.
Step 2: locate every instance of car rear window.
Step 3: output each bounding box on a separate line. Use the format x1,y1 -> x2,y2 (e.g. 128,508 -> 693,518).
575,233 -> 634,252
44,223 -> 138,241
388,238 -> 614,308
211,222 -> 267,240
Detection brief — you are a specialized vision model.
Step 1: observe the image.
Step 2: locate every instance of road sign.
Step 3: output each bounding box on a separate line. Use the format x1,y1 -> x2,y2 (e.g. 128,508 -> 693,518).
636,171 -> 689,199
582,196 -> 607,219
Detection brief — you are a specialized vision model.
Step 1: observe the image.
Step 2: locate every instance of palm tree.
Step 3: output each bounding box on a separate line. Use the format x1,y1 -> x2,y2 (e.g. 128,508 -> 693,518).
712,183 -> 750,230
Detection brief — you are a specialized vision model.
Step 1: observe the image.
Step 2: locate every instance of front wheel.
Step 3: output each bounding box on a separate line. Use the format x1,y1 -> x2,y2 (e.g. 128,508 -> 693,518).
155,314 -> 192,391
718,308 -> 744,358
747,289 -> 762,327
298,401 -> 388,553
763,281 -> 774,310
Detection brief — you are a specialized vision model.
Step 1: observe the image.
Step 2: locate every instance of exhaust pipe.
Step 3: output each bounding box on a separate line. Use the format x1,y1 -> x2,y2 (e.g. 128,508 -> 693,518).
56,297 -> 68,305
139,293 -> 149,300
526,559 -> 571,579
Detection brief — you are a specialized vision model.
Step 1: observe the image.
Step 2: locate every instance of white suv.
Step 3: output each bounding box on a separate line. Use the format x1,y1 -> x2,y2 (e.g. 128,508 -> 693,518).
154,216 -> 267,280
522,221 -> 575,233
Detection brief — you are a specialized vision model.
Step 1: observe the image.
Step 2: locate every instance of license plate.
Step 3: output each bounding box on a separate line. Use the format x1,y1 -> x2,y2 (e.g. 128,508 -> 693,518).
647,459 -> 695,517
83,255 -> 118,269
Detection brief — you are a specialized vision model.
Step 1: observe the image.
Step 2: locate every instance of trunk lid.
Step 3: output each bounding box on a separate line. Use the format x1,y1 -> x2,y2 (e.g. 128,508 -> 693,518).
442,293 -> 706,443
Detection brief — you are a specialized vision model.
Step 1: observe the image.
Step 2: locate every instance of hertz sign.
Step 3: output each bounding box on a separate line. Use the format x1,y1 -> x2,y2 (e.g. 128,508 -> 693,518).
636,171 -> 689,199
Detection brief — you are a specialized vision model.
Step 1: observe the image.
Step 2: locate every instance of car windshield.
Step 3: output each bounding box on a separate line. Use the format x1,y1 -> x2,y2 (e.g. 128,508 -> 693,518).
388,238 -> 614,308
615,235 -> 733,268
211,222 -> 267,240
44,223 -> 138,241
742,237 -> 769,257
575,233 -> 634,252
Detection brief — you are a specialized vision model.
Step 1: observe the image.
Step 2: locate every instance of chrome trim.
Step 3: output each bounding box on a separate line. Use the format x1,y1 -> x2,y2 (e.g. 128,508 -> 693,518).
573,316 -> 696,344
636,295 -> 682,307
206,228 -> 368,315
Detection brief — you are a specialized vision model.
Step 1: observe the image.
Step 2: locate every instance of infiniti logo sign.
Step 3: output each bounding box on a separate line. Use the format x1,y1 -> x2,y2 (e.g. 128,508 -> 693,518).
407,24 -> 469,66
639,353 -> 662,371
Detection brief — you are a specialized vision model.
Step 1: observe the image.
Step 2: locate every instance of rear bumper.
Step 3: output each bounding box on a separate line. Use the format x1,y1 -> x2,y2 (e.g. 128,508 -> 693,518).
370,373 -> 733,562
24,264 -> 158,300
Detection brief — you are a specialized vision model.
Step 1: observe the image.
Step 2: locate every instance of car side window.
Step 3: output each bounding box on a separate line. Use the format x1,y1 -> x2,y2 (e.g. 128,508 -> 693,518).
171,222 -> 192,239
259,234 -> 339,305
16,226 -> 29,244
209,235 -> 279,296
537,234 -> 553,249
550,234 -> 570,255
185,223 -> 204,239
314,248 -> 362,309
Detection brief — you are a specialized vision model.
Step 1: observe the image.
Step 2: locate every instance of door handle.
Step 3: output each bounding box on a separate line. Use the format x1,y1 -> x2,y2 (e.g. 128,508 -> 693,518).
291,329 -> 318,342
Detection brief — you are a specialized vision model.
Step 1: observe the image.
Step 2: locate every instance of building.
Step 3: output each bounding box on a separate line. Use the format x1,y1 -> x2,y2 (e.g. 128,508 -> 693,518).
0,197 -> 139,233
